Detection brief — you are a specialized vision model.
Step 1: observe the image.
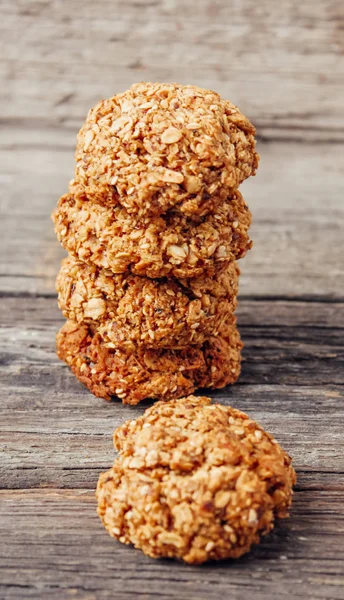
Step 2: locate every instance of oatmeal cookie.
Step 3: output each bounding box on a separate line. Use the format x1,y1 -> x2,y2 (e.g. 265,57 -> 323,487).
52,189 -> 252,279
56,319 -> 242,404
56,257 -> 239,351
74,83 -> 258,217
97,396 -> 296,564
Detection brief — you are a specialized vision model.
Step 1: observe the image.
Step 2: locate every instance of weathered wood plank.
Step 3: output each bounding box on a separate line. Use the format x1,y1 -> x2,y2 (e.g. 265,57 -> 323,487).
0,487 -> 343,600
1,296 -> 343,392
1,1 -> 344,597
1,0 -> 344,139
0,296 -> 343,489
1,401 -> 343,489
3,294 -> 344,328
1,142 -> 344,297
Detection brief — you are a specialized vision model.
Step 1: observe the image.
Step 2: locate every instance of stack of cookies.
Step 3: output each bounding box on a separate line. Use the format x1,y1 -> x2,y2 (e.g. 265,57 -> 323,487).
52,82 -> 259,405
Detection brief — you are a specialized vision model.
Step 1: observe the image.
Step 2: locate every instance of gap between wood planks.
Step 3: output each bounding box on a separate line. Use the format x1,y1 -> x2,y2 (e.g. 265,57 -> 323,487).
1,124 -> 344,147
1,119 -> 344,146
2,290 -> 344,303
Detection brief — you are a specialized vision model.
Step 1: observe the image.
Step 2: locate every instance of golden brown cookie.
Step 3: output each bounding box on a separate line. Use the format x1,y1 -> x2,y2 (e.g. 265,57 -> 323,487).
56,319 -> 242,404
74,82 -> 258,216
56,257 -> 239,351
97,396 -> 296,563
52,189 -> 252,279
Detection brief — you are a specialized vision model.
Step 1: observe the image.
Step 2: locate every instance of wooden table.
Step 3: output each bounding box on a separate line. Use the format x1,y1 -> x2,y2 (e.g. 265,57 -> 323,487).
1,1 -> 343,598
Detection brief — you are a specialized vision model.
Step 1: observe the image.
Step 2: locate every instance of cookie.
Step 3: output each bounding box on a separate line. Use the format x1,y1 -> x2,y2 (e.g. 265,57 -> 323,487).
74,83 -> 258,217
97,396 -> 296,563
56,257 -> 239,351
56,318 -> 242,404
52,189 -> 252,279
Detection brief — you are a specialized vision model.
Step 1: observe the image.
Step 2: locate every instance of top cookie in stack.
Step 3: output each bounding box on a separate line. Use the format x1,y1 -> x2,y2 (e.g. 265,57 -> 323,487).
52,82 -> 259,405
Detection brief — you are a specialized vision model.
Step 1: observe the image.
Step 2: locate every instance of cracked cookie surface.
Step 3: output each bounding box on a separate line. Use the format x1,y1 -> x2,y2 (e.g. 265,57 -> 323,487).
56,319 -> 242,404
52,189 -> 252,279
97,396 -> 296,563
56,257 -> 239,351
74,82 -> 258,217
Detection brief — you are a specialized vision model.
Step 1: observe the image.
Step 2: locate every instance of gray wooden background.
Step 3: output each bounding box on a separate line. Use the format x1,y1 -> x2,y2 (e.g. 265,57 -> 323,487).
1,1 -> 343,598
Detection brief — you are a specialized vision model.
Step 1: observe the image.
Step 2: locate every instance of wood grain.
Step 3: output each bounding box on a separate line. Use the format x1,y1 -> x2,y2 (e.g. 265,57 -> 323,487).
1,0 -> 344,598
1,142 -> 344,297
1,0 -> 344,140
1,297 -> 343,491
1,486 -> 343,600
